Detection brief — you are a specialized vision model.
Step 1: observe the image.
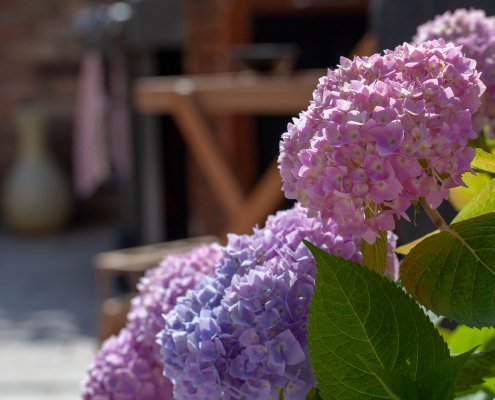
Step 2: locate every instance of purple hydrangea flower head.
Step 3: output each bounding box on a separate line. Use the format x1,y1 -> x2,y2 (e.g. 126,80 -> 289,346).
159,204 -> 398,399
82,328 -> 173,400
278,39 -> 484,243
414,8 -> 495,138
81,244 -> 223,399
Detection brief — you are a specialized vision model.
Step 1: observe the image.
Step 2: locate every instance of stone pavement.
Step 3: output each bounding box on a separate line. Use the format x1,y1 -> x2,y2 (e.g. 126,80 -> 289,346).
0,337 -> 95,400
0,225 -> 114,399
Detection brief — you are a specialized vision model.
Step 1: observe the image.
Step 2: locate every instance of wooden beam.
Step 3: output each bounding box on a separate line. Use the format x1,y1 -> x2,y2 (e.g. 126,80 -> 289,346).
172,90 -> 245,219
225,159 -> 284,235
134,72 -> 321,115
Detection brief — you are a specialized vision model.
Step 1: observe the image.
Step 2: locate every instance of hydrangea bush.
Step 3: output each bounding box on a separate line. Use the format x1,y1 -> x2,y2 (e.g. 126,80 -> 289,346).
159,204 -> 398,400
83,9 -> 495,400
279,39 -> 484,243
414,8 -> 495,138
81,244 -> 222,399
273,22 -> 495,400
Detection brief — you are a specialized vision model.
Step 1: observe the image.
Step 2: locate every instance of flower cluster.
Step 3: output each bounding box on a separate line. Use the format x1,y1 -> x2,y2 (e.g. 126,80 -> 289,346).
414,8 -> 495,138
278,39 -> 484,243
82,328 -> 173,399
160,204 -> 398,399
81,244 -> 223,399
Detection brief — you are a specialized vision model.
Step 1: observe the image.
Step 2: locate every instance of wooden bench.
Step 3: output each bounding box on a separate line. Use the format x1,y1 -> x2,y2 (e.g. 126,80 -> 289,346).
94,235 -> 218,342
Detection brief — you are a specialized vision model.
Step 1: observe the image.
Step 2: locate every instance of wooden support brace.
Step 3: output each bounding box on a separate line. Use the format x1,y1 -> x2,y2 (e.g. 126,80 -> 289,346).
172,84 -> 245,219
225,159 -> 284,234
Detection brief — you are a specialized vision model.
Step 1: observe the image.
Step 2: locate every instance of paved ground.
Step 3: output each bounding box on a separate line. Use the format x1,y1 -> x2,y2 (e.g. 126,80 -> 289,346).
0,225 -> 114,399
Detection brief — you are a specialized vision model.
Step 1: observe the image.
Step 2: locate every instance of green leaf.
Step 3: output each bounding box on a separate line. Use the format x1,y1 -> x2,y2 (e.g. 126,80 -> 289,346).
418,349 -> 475,399
471,148 -> 495,174
442,326 -> 495,395
358,356 -> 421,400
449,173 -> 492,211
452,179 -> 495,224
305,388 -> 324,400
400,213 -> 495,328
361,231 -> 388,275
304,241 -> 450,400
396,178 -> 495,256
395,231 -> 437,256
455,347 -> 495,395
446,326 -> 495,354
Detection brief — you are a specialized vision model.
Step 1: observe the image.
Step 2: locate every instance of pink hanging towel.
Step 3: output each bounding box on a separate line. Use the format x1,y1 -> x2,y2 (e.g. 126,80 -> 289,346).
73,49 -> 109,198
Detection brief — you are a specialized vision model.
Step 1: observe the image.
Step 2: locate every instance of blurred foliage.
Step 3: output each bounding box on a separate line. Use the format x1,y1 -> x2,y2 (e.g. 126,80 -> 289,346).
450,172 -> 492,211
440,326 -> 495,397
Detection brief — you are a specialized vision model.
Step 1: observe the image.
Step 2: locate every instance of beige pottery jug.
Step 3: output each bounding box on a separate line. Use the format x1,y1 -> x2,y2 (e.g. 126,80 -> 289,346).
2,107 -> 72,234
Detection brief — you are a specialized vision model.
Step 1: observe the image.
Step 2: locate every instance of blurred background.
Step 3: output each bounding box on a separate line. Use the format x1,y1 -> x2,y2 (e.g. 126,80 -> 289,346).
1,0 -> 494,398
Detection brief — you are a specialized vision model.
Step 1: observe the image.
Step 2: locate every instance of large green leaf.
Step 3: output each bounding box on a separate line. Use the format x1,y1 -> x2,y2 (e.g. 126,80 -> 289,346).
362,231 -> 388,275
305,241 -> 450,399
471,148 -> 495,174
418,349 -> 475,399
400,213 -> 495,328
360,351 -> 475,400
396,179 -> 495,256
358,357 -> 421,400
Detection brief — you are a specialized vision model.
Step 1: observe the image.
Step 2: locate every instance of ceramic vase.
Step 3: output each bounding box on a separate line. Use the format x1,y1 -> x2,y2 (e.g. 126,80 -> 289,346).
2,107 -> 72,234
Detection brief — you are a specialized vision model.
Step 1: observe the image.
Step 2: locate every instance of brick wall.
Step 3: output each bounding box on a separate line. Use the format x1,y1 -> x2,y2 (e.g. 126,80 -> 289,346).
0,0 -> 85,187
184,0 -> 252,74
183,0 -> 255,236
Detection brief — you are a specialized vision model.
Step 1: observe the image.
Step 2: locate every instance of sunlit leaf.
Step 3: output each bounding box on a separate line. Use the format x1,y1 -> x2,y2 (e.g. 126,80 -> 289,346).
361,231 -> 387,275
471,148 -> 495,174
395,231 -> 436,256
447,326 -> 495,354
449,172 -> 491,211
443,325 -> 495,395
452,179 -> 495,224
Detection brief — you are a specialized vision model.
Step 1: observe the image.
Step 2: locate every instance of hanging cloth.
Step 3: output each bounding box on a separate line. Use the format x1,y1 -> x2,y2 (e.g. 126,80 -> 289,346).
73,49 -> 110,198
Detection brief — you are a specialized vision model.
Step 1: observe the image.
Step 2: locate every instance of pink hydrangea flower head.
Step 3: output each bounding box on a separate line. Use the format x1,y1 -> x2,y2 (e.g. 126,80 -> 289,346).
414,8 -> 495,138
82,328 -> 173,400
81,244 -> 223,399
279,39 -> 484,243
159,204 -> 399,400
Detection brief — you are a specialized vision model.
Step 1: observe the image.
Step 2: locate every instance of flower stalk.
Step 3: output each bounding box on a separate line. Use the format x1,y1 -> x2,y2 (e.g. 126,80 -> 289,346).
419,197 -> 449,231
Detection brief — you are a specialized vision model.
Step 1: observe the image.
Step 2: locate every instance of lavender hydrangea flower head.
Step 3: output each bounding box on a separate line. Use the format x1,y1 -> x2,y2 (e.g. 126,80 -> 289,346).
278,39 -> 484,243
160,204 -> 398,399
82,244 -> 223,399
414,8 -> 495,138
